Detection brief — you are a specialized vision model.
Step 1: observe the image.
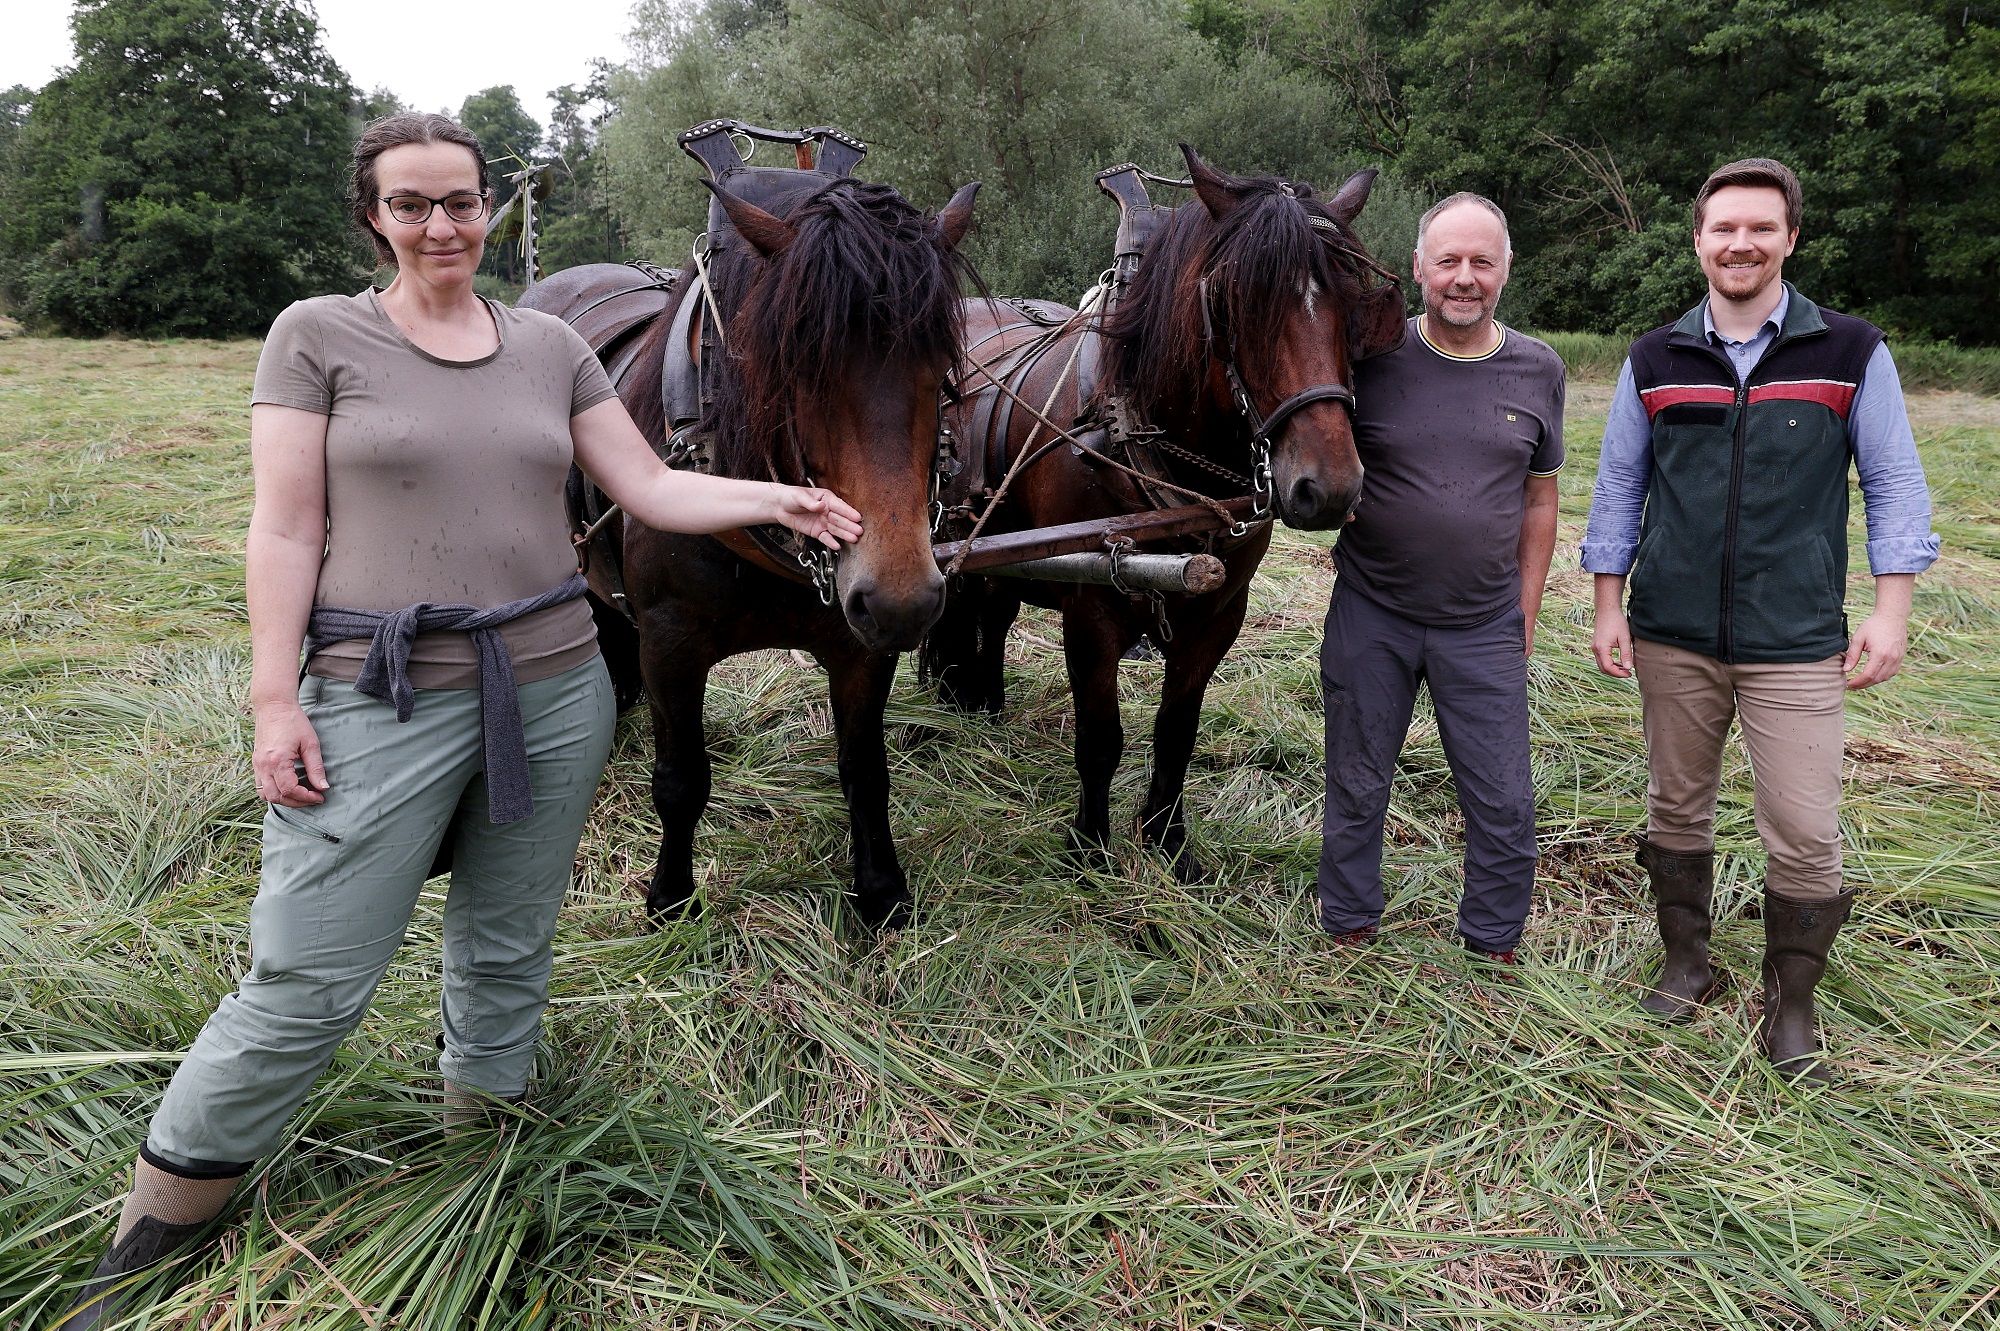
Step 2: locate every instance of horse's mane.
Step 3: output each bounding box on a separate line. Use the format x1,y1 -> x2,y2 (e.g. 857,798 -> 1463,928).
1102,174 -> 1367,423
689,177 -> 978,483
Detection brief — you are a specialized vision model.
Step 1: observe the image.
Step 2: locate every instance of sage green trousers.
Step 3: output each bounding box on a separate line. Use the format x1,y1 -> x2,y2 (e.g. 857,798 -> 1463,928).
146,657 -> 615,1168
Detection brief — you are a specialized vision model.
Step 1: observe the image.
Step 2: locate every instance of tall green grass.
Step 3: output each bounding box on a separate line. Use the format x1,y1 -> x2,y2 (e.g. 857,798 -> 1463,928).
2,337 -> 1997,1328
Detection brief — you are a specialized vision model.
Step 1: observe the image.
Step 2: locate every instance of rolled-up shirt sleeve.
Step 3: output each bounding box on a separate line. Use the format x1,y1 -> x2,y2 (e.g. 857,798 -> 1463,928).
1849,342 -> 1941,575
1580,358 -> 1652,575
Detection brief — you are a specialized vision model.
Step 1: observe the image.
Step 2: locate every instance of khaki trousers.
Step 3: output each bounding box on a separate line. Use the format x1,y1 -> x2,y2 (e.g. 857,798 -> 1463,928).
1633,639 -> 1845,900
146,657 -> 615,1169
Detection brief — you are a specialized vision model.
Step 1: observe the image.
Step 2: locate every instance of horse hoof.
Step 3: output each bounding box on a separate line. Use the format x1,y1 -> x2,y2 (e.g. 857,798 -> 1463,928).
1061,827 -> 1114,873
841,889 -> 911,939
644,890 -> 702,930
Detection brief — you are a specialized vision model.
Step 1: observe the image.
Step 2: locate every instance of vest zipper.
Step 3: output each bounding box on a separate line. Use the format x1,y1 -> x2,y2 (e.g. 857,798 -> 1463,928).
1718,379 -> 1748,662
1707,324 -> 1795,663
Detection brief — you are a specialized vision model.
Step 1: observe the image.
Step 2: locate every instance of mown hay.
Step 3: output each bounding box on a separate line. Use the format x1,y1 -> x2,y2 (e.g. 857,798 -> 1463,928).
2,335 -> 1996,1329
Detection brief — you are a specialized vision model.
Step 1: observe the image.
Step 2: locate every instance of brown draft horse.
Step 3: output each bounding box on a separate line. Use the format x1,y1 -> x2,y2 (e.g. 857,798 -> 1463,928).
525,167 -> 977,932
921,147 -> 1397,883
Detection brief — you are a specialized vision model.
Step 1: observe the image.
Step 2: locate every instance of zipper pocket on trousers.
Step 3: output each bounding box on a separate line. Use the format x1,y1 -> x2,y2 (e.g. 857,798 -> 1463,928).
270,805 -> 342,843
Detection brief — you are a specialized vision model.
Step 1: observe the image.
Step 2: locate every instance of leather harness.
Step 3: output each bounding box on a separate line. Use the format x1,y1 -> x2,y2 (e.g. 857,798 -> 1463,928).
560,121 -> 888,617
940,164 -> 1406,565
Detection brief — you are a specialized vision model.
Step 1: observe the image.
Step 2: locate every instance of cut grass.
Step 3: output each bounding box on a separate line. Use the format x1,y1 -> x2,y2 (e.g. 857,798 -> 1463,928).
1,334 -> 1997,1329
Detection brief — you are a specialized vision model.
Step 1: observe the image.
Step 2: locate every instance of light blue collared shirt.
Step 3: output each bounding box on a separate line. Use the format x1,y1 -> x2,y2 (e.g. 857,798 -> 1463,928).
1580,288 -> 1940,576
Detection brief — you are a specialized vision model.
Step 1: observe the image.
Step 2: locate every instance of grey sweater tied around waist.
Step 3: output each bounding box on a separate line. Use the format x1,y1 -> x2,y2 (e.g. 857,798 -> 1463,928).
302,573 -> 589,824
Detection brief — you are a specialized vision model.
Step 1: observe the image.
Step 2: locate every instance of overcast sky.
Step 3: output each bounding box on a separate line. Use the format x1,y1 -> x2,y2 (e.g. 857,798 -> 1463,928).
4,0 -> 641,129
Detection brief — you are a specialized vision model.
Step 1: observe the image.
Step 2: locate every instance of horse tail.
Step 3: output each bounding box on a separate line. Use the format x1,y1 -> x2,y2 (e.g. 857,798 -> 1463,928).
918,575 -> 1011,714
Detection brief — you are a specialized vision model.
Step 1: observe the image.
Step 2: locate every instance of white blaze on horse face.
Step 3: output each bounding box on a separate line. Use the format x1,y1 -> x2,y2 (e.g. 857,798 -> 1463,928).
1300,276 -> 1320,322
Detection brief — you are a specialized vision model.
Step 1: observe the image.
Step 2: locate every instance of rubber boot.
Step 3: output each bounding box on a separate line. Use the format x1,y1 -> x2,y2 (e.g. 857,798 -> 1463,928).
1635,838 -> 1717,1020
1759,886 -> 1855,1084
55,1154 -> 243,1330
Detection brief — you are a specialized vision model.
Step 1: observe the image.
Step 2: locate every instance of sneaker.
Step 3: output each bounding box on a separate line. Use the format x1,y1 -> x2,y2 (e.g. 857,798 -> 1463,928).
1327,925 -> 1380,947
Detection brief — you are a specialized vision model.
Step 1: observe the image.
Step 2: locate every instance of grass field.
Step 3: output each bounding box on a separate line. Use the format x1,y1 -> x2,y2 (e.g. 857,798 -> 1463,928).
1,335 -> 1996,1330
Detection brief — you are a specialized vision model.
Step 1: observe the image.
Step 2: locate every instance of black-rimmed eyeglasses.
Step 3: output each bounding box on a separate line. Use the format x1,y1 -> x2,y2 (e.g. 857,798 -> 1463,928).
377,192 -> 489,225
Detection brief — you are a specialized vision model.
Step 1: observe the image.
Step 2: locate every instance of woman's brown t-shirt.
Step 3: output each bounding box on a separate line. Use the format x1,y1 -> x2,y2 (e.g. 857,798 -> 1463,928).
252,290 -> 619,687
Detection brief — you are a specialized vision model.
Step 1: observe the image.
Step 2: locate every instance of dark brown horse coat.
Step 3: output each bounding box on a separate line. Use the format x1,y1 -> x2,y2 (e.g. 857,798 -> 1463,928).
923,149 -> 1396,881
526,170 -> 977,930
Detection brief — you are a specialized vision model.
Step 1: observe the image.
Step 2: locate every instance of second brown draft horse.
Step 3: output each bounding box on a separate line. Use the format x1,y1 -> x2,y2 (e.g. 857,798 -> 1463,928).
922,147 -> 1400,882
527,156 -> 977,932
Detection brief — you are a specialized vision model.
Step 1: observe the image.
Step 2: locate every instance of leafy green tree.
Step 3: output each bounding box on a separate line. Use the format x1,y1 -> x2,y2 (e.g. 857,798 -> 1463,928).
361,85 -> 411,121
0,85 -> 30,167
536,66 -> 627,272
603,0 -> 1398,302
458,85 -> 543,283
0,0 -> 359,336
1205,0 -> 1998,342
459,85 -> 544,193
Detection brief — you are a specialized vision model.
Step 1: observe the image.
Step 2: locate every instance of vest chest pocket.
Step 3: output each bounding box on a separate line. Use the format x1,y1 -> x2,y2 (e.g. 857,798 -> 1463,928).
1656,403 -> 1729,429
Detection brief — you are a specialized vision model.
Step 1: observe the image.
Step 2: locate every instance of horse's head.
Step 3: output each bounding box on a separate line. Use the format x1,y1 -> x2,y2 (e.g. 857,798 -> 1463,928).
1107,147 -> 1395,531
707,176 -> 979,652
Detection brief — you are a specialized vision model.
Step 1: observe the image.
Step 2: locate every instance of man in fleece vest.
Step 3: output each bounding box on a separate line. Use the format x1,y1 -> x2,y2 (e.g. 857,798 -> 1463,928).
1583,158 -> 1938,1083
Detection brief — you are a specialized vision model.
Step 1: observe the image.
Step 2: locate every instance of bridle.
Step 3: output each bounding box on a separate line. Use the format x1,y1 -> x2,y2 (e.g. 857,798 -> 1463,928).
1196,212 -> 1396,518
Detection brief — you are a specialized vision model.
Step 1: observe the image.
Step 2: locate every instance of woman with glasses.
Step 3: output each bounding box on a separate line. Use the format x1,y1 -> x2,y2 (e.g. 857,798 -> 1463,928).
56,112 -> 864,1329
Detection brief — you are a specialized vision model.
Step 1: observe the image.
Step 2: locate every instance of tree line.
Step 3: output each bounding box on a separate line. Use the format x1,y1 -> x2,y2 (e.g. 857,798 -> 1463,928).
3,0 -> 1996,343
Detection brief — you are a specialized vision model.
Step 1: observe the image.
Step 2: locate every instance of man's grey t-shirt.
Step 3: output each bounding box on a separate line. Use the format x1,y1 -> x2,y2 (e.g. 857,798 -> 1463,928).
253,290 -> 619,687
1334,318 -> 1566,627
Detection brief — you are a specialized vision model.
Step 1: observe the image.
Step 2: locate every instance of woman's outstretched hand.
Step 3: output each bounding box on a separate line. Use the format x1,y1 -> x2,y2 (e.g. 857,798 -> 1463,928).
253,699 -> 329,807
772,484 -> 865,550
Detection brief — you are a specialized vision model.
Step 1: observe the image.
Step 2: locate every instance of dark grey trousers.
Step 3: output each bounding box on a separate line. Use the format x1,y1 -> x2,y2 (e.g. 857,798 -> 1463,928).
1317,586 -> 1537,950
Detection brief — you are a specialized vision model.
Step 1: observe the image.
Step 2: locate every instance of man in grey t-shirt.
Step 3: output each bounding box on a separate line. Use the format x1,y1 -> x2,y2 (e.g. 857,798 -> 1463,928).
1319,193 -> 1565,961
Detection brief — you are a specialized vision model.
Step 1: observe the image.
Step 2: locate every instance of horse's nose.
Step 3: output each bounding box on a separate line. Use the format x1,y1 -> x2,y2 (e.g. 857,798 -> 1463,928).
1286,474 -> 1327,526
1281,470 -> 1363,531
842,574 -> 945,653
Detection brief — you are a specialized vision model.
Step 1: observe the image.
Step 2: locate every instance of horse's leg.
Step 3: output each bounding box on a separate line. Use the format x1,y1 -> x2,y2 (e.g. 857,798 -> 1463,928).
976,586 -> 1022,713
1063,594 -> 1141,860
921,577 -> 1021,715
1140,586 -> 1253,884
817,645 -> 912,933
641,633 -> 718,924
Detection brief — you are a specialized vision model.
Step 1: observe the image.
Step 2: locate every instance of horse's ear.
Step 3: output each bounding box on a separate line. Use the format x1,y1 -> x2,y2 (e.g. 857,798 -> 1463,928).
1326,167 -> 1379,227
935,180 -> 980,250
1181,143 -> 1248,220
704,180 -> 796,258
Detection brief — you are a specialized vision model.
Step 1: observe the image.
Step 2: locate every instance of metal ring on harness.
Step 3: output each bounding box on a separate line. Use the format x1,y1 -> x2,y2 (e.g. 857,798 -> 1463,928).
1250,437 -> 1275,516
797,541 -> 837,606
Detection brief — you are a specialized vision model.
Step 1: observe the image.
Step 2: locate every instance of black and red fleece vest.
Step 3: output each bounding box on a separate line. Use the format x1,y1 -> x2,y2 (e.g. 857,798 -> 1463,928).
1625,284 -> 1882,663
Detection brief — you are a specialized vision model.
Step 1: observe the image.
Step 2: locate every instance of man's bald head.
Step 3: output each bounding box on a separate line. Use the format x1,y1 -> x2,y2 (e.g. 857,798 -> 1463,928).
1415,192 -> 1511,264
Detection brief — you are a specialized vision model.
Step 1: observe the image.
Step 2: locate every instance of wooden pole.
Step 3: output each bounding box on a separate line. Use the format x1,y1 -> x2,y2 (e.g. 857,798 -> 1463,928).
932,496 -> 1258,573
982,551 -> 1228,594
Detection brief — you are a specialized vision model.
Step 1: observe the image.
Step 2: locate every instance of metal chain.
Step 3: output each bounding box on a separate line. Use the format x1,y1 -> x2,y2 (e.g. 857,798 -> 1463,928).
1151,436 -> 1250,487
